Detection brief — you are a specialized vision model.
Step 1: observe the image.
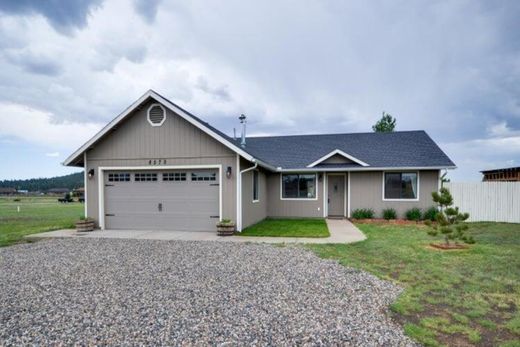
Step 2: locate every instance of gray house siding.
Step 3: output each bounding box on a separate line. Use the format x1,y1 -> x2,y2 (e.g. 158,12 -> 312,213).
266,173 -> 325,218
349,170 -> 439,218
240,159 -> 267,229
85,100 -> 238,227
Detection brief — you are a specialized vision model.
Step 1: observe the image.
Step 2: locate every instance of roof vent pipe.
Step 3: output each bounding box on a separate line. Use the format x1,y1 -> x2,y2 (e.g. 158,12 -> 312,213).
239,114 -> 246,147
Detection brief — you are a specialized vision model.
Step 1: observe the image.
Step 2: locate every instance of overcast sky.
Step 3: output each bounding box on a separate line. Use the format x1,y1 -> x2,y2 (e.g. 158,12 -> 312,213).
0,0 -> 519,181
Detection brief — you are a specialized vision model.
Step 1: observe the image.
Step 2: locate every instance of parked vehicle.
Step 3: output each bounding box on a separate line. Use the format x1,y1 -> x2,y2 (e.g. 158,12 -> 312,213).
58,193 -> 74,203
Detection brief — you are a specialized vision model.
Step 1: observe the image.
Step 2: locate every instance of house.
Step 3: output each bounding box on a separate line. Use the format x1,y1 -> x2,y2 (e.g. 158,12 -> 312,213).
0,187 -> 17,195
64,90 -> 455,232
46,188 -> 71,195
481,166 -> 520,182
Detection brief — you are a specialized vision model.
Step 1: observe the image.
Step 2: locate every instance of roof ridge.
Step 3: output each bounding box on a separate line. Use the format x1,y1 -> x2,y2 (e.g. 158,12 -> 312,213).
246,130 -> 426,139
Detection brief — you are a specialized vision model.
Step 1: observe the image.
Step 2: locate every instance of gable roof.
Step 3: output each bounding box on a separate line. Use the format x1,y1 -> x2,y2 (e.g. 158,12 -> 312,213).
239,131 -> 456,171
63,90 -> 275,170
307,149 -> 369,168
64,90 -> 455,171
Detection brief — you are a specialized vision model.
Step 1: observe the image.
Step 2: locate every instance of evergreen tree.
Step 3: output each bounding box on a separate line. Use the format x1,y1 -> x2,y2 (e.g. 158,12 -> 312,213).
372,111 -> 396,132
425,187 -> 474,245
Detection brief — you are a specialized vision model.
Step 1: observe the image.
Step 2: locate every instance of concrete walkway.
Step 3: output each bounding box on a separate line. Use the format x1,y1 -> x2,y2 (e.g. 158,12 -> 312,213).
26,219 -> 366,244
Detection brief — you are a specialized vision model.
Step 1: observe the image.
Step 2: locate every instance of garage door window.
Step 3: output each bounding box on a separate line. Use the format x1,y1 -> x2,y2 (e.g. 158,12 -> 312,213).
108,173 -> 130,182
163,172 -> 187,181
191,172 -> 216,181
135,173 -> 158,182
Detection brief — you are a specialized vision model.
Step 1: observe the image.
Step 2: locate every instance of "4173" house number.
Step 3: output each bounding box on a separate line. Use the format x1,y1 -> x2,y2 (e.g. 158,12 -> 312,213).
148,159 -> 167,165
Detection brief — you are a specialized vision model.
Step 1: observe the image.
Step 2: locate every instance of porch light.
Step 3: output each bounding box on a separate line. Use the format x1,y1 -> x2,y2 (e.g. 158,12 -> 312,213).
88,169 -> 95,179
226,166 -> 232,179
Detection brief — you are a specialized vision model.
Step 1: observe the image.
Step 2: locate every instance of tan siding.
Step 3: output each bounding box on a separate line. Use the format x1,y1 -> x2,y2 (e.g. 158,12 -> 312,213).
322,154 -> 354,164
350,170 -> 439,218
85,100 -> 237,227
240,159 -> 267,228
266,173 -> 325,218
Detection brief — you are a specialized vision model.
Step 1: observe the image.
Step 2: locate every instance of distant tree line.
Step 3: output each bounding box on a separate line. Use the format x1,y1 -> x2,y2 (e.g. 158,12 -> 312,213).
0,172 -> 84,191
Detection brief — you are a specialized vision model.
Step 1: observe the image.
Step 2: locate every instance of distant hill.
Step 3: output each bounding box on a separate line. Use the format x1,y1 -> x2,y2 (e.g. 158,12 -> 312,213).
0,172 -> 84,192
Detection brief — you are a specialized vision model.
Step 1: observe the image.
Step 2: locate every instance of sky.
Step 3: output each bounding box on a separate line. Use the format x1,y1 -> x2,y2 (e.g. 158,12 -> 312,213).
0,0 -> 519,182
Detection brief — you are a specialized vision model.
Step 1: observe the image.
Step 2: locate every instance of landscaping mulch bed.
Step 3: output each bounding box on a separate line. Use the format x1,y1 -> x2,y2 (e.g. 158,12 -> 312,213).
350,218 -> 428,225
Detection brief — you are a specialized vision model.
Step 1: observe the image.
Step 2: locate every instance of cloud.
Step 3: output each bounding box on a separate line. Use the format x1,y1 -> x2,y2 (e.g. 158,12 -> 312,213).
0,0 -> 103,33
0,102 -> 103,148
0,0 -> 518,181
45,152 -> 60,157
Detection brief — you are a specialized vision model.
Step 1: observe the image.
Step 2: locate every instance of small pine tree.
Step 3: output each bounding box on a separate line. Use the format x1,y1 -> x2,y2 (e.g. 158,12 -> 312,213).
425,187 -> 474,245
372,111 -> 396,132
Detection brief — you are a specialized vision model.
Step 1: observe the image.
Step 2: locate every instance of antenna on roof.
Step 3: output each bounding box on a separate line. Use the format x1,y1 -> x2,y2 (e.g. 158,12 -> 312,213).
233,128 -> 237,140
239,114 -> 247,147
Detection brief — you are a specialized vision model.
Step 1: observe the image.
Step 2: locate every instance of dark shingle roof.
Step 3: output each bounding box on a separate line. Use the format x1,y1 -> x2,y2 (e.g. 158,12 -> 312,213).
238,131 -> 455,169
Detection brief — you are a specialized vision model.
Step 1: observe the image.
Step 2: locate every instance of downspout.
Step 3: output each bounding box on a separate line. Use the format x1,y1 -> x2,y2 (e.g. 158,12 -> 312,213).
237,160 -> 258,232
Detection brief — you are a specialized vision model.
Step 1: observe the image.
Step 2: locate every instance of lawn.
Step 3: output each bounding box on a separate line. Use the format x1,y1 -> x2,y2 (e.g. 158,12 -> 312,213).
0,196 -> 83,247
240,218 -> 330,238
308,222 -> 520,346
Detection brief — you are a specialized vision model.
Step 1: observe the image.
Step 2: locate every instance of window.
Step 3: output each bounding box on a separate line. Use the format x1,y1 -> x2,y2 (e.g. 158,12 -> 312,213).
163,172 -> 186,181
384,172 -> 418,200
135,173 -> 158,182
191,172 -> 216,181
108,173 -> 130,182
282,174 -> 316,199
253,170 -> 259,202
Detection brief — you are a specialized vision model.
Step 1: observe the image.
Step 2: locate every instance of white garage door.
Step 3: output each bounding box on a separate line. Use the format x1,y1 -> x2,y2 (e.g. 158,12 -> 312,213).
104,169 -> 219,231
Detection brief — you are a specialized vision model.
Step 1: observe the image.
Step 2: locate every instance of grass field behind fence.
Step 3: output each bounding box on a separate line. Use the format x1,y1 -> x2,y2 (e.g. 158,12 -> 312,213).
0,196 -> 83,247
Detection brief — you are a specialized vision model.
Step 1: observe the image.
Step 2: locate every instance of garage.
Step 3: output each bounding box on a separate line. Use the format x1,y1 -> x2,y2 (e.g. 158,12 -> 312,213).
103,169 -> 220,231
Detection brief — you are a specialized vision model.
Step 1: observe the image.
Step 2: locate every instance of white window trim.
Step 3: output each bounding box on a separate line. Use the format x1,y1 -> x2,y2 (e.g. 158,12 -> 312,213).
325,173 -> 347,217
307,149 -> 369,167
147,103 -> 166,127
98,165 -> 222,230
381,171 -> 420,202
280,173 -> 319,201
252,170 -> 259,203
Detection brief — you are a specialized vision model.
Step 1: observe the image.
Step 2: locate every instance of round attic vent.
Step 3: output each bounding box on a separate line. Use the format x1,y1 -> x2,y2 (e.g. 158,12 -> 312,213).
147,104 -> 166,126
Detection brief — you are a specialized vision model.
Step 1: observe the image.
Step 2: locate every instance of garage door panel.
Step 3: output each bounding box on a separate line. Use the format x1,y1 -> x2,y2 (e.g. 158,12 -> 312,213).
104,170 -> 219,231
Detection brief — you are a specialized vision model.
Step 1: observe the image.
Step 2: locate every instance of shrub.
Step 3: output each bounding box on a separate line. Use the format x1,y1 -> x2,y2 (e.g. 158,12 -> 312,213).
405,208 -> 422,221
352,208 -> 375,219
423,207 -> 438,221
382,208 -> 397,220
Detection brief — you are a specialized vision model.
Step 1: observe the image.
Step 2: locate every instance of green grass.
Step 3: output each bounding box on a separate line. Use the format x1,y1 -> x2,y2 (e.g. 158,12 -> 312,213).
0,196 -> 83,247
308,222 -> 520,346
240,218 -> 330,238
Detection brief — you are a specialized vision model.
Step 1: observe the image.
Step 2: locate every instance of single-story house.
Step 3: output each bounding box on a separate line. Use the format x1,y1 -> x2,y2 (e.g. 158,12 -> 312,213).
64,90 -> 455,232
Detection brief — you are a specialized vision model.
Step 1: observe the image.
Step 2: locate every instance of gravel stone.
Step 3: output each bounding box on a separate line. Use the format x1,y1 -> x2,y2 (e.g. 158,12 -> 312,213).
0,239 -> 417,346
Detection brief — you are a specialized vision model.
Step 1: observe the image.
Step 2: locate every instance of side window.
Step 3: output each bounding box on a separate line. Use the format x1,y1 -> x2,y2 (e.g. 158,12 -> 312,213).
253,170 -> 259,202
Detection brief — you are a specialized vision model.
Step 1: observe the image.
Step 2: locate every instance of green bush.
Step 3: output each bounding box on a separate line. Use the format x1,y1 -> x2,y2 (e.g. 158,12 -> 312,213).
382,208 -> 397,220
405,207 -> 422,221
352,208 -> 375,219
423,207 -> 438,221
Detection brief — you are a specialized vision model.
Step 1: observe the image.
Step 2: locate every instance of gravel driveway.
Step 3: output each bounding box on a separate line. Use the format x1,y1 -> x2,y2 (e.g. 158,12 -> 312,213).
0,239 -> 416,346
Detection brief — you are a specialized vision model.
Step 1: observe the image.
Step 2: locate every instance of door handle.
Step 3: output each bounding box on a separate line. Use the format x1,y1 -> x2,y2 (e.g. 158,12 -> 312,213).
158,203 -> 162,212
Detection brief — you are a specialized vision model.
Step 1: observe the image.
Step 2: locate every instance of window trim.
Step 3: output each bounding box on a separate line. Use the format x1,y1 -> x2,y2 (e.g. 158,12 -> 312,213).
252,170 -> 259,203
191,171 -> 217,182
280,173 -> 319,201
382,171 -> 420,201
134,172 -> 158,182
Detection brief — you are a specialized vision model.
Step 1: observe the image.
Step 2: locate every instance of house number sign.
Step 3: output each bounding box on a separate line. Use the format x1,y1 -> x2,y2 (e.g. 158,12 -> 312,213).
148,159 -> 167,165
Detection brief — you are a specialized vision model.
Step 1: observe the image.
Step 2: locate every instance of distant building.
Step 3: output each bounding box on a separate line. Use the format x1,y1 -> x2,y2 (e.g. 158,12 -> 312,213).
17,189 -> 29,194
0,187 -> 17,195
46,188 -> 70,195
481,167 -> 520,182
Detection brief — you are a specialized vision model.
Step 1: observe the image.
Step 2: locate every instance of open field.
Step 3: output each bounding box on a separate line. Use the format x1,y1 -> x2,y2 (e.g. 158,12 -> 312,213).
240,218 -> 330,238
309,222 -> 520,347
0,196 -> 83,247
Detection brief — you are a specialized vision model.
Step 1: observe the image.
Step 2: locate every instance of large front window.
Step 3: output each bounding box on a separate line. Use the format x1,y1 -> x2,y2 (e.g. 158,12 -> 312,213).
384,172 -> 418,200
282,174 -> 316,199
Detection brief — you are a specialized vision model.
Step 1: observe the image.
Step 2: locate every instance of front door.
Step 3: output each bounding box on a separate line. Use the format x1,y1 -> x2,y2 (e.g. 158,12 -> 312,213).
327,175 -> 345,217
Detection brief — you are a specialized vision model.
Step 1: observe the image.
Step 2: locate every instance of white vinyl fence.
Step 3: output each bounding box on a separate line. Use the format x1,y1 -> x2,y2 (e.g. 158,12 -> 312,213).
445,182 -> 520,223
